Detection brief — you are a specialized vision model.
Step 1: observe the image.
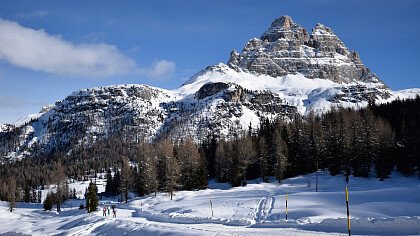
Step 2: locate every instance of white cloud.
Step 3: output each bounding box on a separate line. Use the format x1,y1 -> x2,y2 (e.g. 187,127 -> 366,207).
139,60 -> 176,79
0,19 -> 176,79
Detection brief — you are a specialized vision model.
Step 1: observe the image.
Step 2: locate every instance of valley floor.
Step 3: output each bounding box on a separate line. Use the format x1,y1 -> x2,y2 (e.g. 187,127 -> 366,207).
1,172 -> 419,235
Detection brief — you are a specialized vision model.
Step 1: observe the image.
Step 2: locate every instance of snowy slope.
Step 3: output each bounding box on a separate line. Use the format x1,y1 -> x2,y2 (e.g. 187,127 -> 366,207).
0,172 -> 419,235
2,15 -> 420,160
178,63 -> 393,115
393,88 -> 420,99
1,65 -> 418,160
13,105 -> 54,127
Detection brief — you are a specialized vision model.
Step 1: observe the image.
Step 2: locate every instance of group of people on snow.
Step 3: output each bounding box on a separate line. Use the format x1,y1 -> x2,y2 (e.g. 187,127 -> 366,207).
102,204 -> 116,218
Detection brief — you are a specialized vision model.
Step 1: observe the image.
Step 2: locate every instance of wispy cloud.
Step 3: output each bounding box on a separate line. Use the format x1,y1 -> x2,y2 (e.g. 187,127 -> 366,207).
138,60 -> 176,79
0,19 -> 176,79
17,11 -> 49,19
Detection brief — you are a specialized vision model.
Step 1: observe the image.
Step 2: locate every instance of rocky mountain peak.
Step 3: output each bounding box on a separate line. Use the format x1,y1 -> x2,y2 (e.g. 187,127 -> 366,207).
308,22 -> 349,56
229,16 -> 383,84
271,15 -> 293,29
312,23 -> 335,36
260,15 -> 308,42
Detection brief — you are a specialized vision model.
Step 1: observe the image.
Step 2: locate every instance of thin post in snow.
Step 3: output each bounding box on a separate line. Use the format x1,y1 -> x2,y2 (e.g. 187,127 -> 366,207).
346,186 -> 351,236
209,194 -> 214,218
285,193 -> 288,221
316,161 -> 319,192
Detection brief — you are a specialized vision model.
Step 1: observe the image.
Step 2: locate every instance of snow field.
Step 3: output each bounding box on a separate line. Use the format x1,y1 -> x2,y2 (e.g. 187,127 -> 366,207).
124,172 -> 420,235
0,172 -> 419,235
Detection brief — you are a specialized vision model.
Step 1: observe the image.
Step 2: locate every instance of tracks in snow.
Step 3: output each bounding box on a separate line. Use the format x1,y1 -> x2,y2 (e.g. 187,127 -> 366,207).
255,196 -> 275,223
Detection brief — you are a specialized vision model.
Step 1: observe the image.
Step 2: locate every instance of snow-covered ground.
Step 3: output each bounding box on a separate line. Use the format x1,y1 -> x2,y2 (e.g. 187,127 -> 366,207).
0,172 -> 419,235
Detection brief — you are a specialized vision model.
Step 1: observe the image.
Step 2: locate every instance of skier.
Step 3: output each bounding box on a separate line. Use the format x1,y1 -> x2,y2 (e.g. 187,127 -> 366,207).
103,206 -> 107,217
111,205 -> 116,218
107,205 -> 110,216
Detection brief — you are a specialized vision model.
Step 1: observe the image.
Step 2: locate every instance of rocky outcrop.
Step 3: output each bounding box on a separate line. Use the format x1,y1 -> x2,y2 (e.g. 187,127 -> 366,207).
159,82 -> 297,141
228,15 -> 383,85
196,82 -> 230,100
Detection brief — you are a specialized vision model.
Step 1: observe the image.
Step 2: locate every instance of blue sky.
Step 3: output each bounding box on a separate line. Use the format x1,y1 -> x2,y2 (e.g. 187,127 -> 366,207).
1,0 -> 419,123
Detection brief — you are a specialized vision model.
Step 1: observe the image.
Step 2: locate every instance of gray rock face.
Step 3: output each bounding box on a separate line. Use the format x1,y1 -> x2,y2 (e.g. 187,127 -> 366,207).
160,82 -> 297,140
228,16 -> 383,85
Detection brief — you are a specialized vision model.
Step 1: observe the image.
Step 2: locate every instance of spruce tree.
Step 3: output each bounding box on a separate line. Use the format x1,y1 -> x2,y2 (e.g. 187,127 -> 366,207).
43,193 -> 53,211
104,169 -> 113,195
85,182 -> 98,213
7,178 -> 16,212
113,170 -> 122,196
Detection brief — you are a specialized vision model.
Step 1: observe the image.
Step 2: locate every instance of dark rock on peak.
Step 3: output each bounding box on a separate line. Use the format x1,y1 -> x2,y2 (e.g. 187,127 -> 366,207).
196,82 -> 230,100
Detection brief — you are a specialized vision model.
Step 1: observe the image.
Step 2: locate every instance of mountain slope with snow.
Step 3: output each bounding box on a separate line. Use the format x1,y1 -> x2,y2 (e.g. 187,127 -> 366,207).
1,15 -> 419,160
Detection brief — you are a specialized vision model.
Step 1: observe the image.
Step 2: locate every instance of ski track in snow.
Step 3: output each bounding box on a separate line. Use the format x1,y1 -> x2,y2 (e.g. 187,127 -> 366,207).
255,196 -> 274,223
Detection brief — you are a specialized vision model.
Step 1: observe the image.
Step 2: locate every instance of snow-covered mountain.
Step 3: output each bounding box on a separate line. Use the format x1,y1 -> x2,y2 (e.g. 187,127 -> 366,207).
0,15 -> 419,160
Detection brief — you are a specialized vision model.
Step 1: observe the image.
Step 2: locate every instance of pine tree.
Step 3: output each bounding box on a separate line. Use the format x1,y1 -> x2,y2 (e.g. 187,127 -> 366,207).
23,184 -> 31,203
273,128 -> 288,181
215,140 -> 231,182
229,139 -> 243,187
374,119 -> 395,180
7,178 -> 16,212
258,137 -> 269,182
142,143 -> 158,196
178,138 -> 207,190
161,140 -> 179,200
85,182 -> 98,213
121,156 -> 131,203
196,153 -> 208,189
104,169 -> 113,195
112,170 -> 121,196
43,193 -> 53,211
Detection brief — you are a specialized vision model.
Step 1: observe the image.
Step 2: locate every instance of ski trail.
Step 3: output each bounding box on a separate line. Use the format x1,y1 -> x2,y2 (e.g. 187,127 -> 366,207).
254,197 -> 267,223
264,196 -> 273,218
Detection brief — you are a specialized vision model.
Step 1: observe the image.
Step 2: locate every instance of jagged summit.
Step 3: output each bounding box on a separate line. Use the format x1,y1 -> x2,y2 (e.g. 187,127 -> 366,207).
229,16 -> 382,84
312,23 -> 335,36
273,15 -> 293,28
260,15 -> 309,42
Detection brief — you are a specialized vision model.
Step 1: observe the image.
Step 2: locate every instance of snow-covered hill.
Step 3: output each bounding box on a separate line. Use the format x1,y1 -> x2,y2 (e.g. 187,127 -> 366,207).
0,172 -> 419,235
1,15 -> 419,160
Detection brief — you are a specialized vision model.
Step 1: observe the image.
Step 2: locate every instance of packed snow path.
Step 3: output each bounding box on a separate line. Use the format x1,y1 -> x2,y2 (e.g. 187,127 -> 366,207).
0,172 -> 419,235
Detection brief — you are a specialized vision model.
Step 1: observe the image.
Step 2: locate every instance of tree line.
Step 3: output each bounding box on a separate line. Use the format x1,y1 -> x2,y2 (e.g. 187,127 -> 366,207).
0,97 -> 419,208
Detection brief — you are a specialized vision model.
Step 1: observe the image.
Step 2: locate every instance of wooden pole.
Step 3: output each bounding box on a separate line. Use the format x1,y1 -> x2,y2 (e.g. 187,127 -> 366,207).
316,161 -> 319,192
209,194 -> 214,218
285,193 -> 288,220
346,186 -> 351,236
